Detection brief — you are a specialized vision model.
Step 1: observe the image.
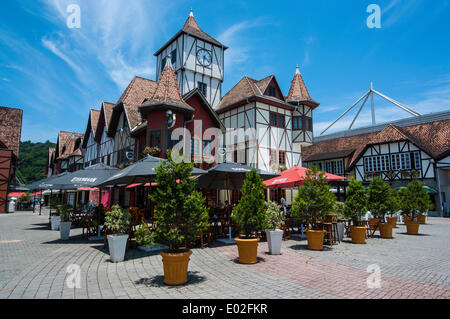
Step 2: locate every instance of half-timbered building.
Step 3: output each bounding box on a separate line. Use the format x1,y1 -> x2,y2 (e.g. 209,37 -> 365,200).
51,131 -> 84,175
303,111 -> 450,216
216,66 -> 319,173
154,10 -> 227,108
82,109 -> 101,168
95,102 -> 115,166
0,106 -> 23,213
108,76 -> 157,167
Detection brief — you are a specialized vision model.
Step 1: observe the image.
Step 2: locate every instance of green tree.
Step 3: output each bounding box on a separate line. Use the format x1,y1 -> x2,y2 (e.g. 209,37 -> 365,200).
291,166 -> 336,230
18,141 -> 56,184
151,152 -> 209,252
399,180 -> 433,219
265,201 -> 285,230
344,178 -> 368,225
232,169 -> 267,238
104,205 -> 130,234
367,177 -> 395,219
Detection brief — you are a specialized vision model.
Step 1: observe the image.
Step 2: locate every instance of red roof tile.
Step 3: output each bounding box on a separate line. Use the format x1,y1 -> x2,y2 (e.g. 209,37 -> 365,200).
56,131 -> 83,160
102,102 -> 114,130
154,11 -> 226,56
287,66 -> 316,105
303,119 -> 450,168
90,109 -> 100,137
142,62 -> 194,111
118,76 -> 158,129
0,106 -> 23,158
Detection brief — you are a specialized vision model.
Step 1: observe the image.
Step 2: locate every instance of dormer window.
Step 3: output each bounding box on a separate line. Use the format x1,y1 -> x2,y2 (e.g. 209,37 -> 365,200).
267,86 -> 276,97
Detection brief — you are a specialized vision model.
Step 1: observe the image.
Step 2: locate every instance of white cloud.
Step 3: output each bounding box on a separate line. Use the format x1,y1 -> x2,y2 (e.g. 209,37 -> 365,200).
42,38 -> 83,76
382,0 -> 423,28
218,18 -> 272,74
38,0 -> 173,90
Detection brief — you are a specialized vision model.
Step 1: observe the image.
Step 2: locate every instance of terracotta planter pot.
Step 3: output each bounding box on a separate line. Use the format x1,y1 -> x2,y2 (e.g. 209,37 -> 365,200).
368,218 -> 380,231
350,226 -> 367,244
403,216 -> 412,224
306,230 -> 324,251
406,221 -> 420,235
160,250 -> 192,286
235,238 -> 259,264
417,215 -> 426,224
379,222 -> 393,238
386,217 -> 398,228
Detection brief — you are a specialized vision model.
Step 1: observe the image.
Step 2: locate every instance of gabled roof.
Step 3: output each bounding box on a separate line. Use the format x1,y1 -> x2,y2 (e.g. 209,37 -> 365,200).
140,60 -> 194,114
47,148 -> 55,168
183,88 -> 225,131
109,76 -> 158,135
154,11 -> 227,56
217,75 -> 293,112
303,118 -> 450,170
287,66 -> 319,108
56,131 -> 83,160
0,106 -> 23,158
102,102 -> 114,130
82,109 -> 100,148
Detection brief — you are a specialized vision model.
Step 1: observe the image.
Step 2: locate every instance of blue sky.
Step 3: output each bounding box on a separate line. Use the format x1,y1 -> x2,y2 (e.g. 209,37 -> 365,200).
1,0 -> 449,142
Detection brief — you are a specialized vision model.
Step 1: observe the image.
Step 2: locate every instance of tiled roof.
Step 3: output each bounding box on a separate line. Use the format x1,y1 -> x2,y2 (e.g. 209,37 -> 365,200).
287,66 -> 316,104
217,76 -> 290,111
118,76 -> 158,129
142,62 -> 194,111
182,14 -> 225,47
102,102 -> 114,130
0,106 -> 23,158
57,131 -> 83,160
155,12 -> 226,56
304,149 -> 355,162
254,75 -> 274,94
302,119 -> 450,169
90,109 -> 100,137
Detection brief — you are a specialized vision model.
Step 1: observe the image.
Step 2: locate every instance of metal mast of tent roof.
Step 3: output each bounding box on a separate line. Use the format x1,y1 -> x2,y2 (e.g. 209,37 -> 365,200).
320,82 -> 421,136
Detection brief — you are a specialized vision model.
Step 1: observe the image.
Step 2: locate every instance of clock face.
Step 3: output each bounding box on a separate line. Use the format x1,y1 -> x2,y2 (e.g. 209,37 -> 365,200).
196,49 -> 212,66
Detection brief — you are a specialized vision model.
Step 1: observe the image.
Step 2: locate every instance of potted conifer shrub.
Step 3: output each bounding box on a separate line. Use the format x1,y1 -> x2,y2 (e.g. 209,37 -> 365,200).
399,180 -> 433,235
368,177 -> 395,239
58,204 -> 72,240
151,153 -> 209,285
265,201 -> 285,255
386,189 -> 400,228
344,179 -> 368,244
291,166 -> 336,251
105,205 -> 131,263
232,169 -> 267,264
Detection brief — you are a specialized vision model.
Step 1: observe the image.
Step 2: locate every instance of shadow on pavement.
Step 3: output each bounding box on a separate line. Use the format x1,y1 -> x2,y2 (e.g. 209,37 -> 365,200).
135,271 -> 206,288
288,244 -> 334,251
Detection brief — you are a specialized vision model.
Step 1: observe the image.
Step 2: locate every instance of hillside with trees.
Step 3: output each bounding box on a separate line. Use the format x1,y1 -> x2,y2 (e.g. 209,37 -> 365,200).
17,141 -> 55,184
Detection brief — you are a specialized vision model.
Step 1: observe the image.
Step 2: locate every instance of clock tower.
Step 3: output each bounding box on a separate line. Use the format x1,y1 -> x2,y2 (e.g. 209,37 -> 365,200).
154,10 -> 228,108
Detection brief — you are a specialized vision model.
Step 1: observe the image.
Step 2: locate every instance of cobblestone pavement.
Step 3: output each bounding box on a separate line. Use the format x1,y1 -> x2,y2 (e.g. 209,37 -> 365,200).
0,210 -> 449,299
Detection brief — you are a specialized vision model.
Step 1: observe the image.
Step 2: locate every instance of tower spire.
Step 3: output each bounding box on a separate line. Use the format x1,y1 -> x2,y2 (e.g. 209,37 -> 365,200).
190,8 -> 194,17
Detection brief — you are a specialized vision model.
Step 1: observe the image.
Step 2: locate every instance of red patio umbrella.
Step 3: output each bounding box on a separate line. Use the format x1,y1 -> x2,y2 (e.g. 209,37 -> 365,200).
31,190 -> 44,196
263,166 -> 346,189
77,187 -> 99,191
8,192 -> 27,197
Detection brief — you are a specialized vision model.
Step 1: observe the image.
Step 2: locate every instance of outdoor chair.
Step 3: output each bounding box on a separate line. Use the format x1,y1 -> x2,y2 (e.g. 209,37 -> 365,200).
81,213 -> 97,239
